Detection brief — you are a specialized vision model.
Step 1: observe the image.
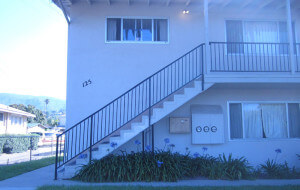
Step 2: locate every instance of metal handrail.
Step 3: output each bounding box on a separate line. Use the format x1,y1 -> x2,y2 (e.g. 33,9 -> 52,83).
210,42 -> 292,72
54,43 -> 205,179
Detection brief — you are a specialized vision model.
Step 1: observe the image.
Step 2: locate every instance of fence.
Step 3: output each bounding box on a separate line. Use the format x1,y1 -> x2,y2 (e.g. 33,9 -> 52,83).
0,135 -> 57,165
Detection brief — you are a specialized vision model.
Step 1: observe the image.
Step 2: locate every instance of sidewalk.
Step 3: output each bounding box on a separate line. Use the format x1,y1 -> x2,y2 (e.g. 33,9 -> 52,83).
0,164 -> 300,190
0,146 -> 56,165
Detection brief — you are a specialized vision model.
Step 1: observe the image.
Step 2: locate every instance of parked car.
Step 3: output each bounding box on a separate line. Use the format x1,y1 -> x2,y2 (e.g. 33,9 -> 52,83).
42,133 -> 57,146
30,132 -> 57,146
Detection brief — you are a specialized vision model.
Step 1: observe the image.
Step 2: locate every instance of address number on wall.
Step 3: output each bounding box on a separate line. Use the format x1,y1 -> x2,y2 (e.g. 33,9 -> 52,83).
82,79 -> 92,87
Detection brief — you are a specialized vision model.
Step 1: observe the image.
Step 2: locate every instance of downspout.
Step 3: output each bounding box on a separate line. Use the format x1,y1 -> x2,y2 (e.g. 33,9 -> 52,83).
58,0 -> 70,25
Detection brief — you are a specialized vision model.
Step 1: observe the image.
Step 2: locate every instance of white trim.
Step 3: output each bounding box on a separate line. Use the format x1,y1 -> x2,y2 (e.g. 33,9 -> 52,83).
227,101 -> 231,141
105,16 -> 170,44
227,101 -> 300,141
286,103 -> 290,138
241,103 -> 245,138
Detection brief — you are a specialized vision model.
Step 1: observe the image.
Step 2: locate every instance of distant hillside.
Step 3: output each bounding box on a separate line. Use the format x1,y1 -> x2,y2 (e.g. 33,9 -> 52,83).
0,93 -> 66,113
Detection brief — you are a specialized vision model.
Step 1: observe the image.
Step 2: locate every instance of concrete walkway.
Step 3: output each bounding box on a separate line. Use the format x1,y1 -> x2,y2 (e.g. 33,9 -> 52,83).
0,164 -> 300,190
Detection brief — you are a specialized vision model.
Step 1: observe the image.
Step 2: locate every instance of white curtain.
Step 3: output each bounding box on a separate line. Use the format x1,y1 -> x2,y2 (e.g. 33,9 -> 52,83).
244,21 -> 278,54
261,104 -> 288,138
243,104 -> 263,138
107,19 -> 117,41
244,21 -> 278,43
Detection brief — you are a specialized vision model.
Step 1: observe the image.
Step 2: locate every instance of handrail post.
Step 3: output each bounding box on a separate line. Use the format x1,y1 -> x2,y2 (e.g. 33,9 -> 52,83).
54,136 -> 59,180
142,131 -> 145,152
201,45 -> 205,91
89,115 -> 94,163
148,78 -> 154,152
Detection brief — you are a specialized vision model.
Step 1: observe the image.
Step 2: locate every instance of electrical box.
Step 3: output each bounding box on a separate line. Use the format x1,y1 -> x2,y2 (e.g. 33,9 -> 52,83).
191,105 -> 224,144
170,117 -> 191,134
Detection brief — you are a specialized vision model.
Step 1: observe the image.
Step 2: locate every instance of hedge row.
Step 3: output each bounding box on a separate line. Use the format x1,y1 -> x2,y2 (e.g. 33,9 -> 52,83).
73,151 -> 253,182
0,135 -> 39,154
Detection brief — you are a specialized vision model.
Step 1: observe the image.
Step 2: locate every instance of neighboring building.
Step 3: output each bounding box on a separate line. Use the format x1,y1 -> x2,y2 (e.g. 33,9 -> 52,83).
53,0 -> 300,179
0,104 -> 35,134
27,123 -> 49,134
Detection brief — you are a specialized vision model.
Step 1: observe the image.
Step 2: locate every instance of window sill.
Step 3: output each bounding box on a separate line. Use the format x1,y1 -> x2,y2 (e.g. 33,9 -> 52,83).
105,41 -> 169,45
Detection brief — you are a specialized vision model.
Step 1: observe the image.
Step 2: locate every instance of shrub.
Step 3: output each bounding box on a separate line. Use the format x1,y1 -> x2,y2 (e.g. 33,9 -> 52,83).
217,153 -> 253,180
0,135 -> 39,154
260,159 -> 300,179
73,151 -> 252,182
0,138 -> 5,153
73,151 -> 188,182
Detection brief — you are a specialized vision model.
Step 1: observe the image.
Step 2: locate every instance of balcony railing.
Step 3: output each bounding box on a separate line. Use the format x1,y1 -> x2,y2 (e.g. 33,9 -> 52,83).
210,42 -> 292,72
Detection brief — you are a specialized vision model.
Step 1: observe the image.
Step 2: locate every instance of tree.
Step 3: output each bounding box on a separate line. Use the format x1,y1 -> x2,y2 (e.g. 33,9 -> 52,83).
9,104 -> 26,111
47,117 -> 59,127
44,99 -> 50,116
9,104 -> 47,125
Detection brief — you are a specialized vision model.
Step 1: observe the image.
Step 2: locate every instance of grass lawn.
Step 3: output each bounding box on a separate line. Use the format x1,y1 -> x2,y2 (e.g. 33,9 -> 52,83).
0,156 -> 56,181
37,186 -> 300,190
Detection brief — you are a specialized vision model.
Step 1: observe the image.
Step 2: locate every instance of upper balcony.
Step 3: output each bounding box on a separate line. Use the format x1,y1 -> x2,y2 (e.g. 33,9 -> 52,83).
209,42 -> 300,73
205,42 -> 300,83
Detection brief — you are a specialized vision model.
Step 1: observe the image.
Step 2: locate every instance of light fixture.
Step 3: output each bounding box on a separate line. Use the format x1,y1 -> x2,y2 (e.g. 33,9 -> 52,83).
182,10 -> 190,14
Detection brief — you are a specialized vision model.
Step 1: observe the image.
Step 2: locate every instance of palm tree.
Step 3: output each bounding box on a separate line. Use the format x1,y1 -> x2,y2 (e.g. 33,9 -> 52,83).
44,99 -> 50,116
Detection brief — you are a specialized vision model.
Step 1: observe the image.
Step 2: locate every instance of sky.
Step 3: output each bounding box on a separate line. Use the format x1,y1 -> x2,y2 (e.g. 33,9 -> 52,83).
0,0 -> 67,100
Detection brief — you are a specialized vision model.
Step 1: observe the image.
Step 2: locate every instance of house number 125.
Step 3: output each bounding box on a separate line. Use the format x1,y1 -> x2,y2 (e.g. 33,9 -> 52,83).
82,79 -> 92,87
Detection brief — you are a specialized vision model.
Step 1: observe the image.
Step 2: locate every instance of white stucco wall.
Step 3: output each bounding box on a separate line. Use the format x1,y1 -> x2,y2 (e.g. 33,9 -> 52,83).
66,2 -> 300,128
0,112 -> 6,134
118,83 -> 300,167
0,114 -> 27,135
66,3 -> 203,127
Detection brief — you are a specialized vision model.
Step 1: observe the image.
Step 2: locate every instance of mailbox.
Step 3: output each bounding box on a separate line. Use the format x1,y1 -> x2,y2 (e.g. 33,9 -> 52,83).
191,105 -> 224,144
170,117 -> 190,134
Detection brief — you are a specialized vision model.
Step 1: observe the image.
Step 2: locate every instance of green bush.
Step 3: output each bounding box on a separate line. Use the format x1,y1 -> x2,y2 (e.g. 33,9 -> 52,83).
217,153 -> 253,180
73,151 -> 252,182
0,138 -> 5,153
0,135 -> 39,154
260,159 -> 300,179
186,153 -> 252,180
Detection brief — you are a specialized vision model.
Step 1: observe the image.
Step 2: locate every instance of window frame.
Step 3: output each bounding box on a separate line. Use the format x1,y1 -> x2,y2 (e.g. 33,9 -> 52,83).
227,101 -> 300,141
224,19 -> 298,56
105,16 -> 170,44
0,113 -> 3,122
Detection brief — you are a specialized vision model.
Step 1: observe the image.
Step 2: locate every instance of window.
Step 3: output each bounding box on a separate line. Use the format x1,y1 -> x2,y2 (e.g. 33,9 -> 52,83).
0,113 -> 3,122
106,18 -> 168,43
229,103 -> 300,139
226,20 -> 296,54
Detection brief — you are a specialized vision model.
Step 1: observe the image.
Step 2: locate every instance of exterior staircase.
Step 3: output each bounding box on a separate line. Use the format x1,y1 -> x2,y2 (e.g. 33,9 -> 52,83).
55,44 -> 210,179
